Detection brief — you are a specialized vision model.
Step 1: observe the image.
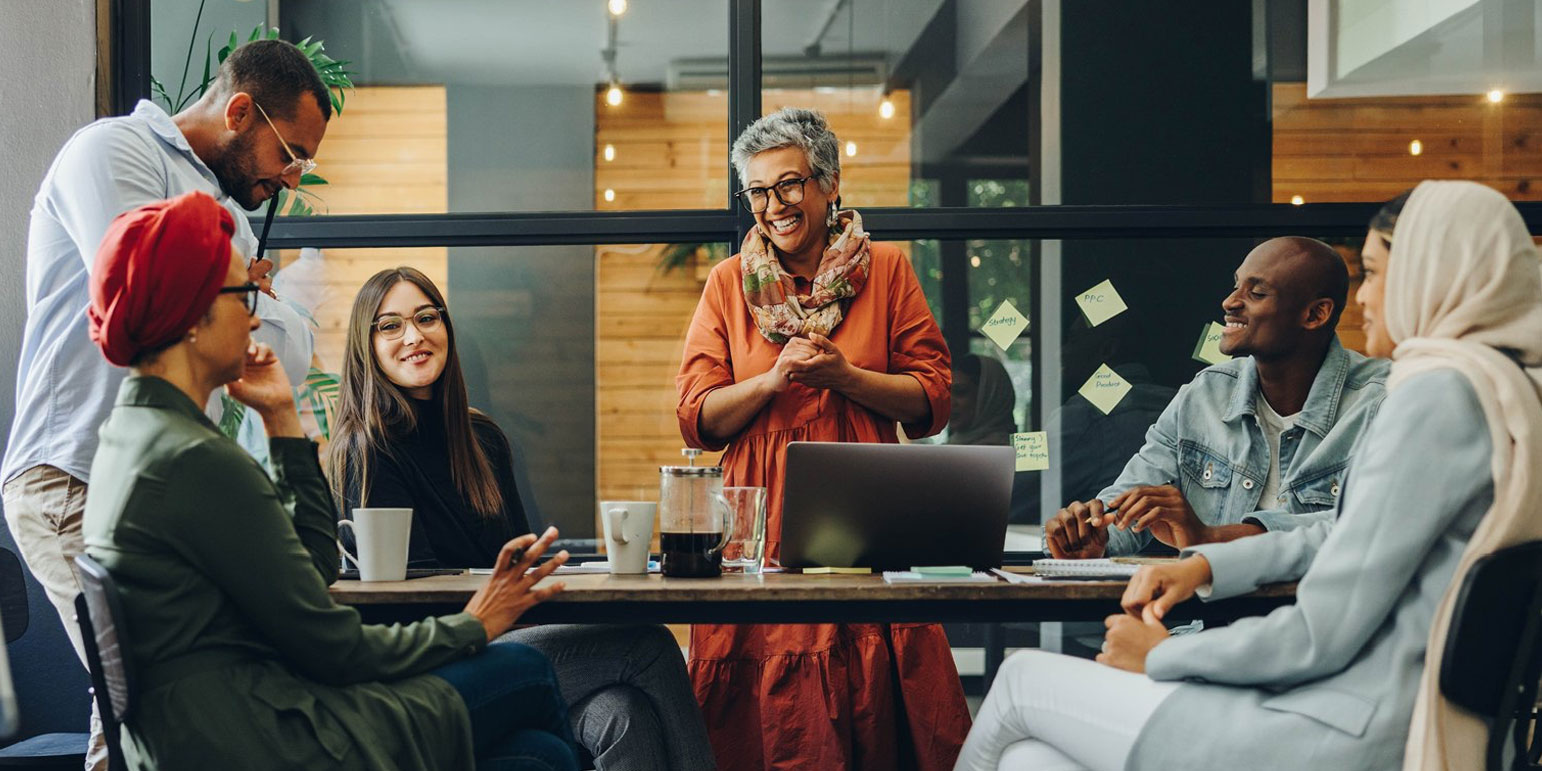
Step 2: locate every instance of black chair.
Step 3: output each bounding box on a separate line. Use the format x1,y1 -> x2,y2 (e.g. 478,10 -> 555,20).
0,543 -> 88,768
1438,540 -> 1542,770
72,556 -> 132,771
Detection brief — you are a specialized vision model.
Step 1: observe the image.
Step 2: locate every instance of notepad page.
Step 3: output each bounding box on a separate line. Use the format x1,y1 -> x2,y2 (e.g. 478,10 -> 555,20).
1030,558 -> 1141,578
881,571 -> 997,583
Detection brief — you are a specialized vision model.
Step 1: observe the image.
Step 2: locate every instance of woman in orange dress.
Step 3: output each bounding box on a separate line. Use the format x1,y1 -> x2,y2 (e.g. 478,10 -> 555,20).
676,107 -> 968,771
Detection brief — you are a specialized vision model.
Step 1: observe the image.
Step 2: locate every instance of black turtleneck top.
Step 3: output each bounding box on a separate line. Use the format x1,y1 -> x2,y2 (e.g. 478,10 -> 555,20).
341,395 -> 532,569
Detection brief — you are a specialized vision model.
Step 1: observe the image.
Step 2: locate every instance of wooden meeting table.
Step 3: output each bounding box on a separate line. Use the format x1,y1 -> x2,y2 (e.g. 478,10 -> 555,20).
331,569 -> 1296,626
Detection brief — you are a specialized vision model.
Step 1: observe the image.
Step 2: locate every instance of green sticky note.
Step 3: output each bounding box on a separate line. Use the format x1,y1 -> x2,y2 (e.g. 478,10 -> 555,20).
1192,321 -> 1232,365
980,300 -> 1029,350
1078,364 -> 1133,415
1012,431 -> 1049,472
911,565 -> 972,576
1074,279 -> 1128,327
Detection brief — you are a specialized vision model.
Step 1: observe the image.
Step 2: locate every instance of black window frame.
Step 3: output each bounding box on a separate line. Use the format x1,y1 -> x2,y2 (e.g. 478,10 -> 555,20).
108,0 -> 1542,451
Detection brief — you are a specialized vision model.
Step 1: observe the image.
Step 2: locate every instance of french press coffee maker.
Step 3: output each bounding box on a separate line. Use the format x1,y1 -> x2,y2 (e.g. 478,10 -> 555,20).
658,448 -> 736,577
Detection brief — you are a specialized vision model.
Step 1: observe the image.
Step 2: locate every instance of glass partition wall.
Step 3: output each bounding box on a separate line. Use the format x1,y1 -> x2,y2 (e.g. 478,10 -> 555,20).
130,0 -> 1542,539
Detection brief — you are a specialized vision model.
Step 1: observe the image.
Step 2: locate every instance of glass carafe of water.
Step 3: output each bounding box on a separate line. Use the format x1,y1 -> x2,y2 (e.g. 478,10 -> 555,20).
658,449 -> 735,577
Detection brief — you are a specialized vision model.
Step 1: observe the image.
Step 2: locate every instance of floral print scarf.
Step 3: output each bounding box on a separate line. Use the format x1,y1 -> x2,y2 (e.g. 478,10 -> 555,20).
740,209 -> 871,344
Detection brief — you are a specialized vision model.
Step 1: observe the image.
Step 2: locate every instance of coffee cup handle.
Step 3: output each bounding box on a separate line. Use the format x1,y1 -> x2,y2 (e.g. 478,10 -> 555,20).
606,507 -> 630,545
710,494 -> 735,555
336,519 -> 360,569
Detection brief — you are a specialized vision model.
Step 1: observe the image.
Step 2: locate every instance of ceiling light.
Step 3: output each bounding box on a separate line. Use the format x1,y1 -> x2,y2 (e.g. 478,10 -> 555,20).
603,143 -> 616,162
970,256 -> 981,268
1290,195 -> 1304,206
606,84 -> 623,107
1408,139 -> 1422,156
845,140 -> 857,157
608,0 -> 627,16
1487,89 -> 1505,103
603,188 -> 616,202
879,98 -> 895,120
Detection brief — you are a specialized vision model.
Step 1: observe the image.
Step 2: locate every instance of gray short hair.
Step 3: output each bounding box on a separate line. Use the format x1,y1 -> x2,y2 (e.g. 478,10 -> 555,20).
731,107 -> 840,194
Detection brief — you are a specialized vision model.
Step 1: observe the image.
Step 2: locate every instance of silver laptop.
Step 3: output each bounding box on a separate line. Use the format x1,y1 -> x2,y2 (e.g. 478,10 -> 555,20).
779,441 -> 1014,570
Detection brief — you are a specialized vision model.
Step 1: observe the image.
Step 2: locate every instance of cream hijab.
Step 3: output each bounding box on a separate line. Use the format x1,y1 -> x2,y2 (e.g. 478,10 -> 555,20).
1392,181 -> 1542,769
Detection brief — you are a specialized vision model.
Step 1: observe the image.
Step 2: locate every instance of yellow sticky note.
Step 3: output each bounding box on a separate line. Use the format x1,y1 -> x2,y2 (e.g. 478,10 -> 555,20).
1074,280 -> 1128,327
980,300 -> 1029,350
1192,321 -> 1232,365
1012,431 -> 1049,472
1078,364 -> 1132,415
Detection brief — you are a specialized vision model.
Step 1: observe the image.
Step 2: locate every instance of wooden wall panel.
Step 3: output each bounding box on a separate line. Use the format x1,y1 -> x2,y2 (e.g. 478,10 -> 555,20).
1271,83 -> 1542,204
275,86 -> 448,373
1272,82 -> 1541,353
594,90 -> 913,506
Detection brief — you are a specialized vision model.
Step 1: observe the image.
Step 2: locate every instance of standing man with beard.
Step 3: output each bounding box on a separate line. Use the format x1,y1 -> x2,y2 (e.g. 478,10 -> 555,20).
1044,237 -> 1389,559
2,40 -> 327,769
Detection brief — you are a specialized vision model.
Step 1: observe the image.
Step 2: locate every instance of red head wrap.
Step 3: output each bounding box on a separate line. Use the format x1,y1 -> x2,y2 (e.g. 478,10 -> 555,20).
88,191 -> 236,367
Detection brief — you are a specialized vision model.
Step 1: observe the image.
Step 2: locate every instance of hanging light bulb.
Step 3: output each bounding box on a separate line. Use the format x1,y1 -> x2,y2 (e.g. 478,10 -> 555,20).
606,83 -> 623,107
845,140 -> 857,157
603,143 -> 616,162
608,0 -> 627,16
603,188 -> 616,202
879,98 -> 895,120
1408,139 -> 1422,156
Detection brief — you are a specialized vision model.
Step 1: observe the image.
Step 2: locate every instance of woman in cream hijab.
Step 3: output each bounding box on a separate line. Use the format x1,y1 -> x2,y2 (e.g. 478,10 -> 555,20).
955,180 -> 1542,771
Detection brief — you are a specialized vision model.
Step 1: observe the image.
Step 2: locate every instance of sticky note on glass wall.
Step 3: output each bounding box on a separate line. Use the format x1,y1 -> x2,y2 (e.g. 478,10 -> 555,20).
1074,280 -> 1128,327
1012,431 -> 1049,472
980,300 -> 1028,350
1078,364 -> 1132,415
1192,321 -> 1232,365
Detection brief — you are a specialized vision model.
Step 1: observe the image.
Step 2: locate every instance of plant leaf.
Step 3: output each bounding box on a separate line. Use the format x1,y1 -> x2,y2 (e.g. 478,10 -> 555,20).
197,32 -> 214,100
299,173 -> 328,187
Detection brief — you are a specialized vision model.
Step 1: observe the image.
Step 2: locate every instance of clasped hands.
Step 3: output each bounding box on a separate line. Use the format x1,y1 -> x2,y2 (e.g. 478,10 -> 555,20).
770,332 -> 853,391
1044,485 -> 1210,560
1098,555 -> 1213,673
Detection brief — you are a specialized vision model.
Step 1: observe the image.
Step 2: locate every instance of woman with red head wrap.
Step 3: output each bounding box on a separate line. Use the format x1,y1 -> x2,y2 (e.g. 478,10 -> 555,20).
79,191 -> 582,770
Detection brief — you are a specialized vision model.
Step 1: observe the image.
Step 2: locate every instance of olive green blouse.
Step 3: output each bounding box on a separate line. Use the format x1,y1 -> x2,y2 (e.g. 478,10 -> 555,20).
83,376 -> 488,770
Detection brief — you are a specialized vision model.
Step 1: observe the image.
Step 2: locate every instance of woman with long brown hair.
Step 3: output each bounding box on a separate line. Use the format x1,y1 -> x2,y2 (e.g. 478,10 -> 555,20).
328,267 -> 716,771
327,266 -> 526,568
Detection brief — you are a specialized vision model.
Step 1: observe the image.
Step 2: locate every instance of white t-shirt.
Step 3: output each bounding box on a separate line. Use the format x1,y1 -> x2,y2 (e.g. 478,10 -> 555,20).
1255,393 -> 1300,507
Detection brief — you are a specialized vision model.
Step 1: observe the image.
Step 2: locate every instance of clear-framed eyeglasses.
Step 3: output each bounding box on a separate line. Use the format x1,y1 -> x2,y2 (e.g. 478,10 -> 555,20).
371,307 -> 447,340
252,99 -> 318,177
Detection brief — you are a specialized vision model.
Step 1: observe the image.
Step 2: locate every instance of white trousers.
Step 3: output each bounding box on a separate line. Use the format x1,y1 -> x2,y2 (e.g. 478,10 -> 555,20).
954,649 -> 1179,771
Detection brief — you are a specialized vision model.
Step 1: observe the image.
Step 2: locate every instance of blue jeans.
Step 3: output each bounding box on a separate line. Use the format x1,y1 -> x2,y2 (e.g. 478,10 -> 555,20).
431,641 -> 580,771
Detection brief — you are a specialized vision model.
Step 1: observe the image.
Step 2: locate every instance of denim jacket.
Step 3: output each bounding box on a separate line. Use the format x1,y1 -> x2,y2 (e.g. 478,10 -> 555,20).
1100,338 -> 1389,555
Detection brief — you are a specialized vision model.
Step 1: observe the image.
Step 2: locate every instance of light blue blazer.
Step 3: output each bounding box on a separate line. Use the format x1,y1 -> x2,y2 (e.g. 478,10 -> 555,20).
1128,367 -> 1494,770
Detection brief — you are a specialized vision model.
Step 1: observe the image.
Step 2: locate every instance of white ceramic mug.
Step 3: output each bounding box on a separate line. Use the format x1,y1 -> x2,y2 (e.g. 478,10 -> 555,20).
337,508 -> 413,581
600,501 -> 656,575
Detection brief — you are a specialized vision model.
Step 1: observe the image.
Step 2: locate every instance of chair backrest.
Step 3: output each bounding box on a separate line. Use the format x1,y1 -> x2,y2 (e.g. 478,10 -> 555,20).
1438,540 -> 1542,768
0,536 -> 89,741
0,549 -> 27,645
71,556 -> 134,725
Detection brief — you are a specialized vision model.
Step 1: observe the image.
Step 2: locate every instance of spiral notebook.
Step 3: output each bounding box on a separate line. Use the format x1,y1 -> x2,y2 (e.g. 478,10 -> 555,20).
1030,558 -> 1142,580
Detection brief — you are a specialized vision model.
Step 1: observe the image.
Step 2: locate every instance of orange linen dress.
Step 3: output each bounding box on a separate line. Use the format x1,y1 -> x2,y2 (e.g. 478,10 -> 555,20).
676,242 -> 968,771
